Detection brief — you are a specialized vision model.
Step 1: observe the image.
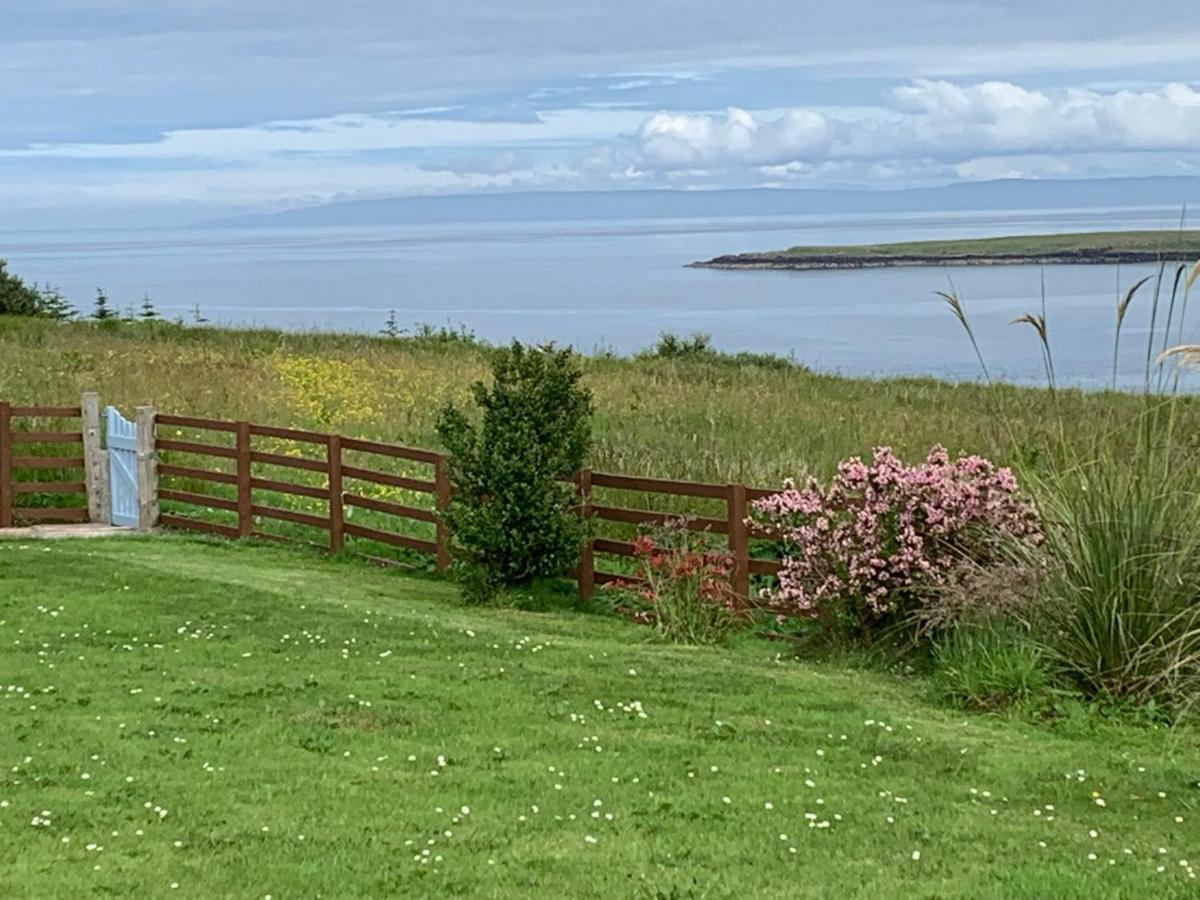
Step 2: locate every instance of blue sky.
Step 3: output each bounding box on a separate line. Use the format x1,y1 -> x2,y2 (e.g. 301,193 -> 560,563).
3,1 -> 1199,227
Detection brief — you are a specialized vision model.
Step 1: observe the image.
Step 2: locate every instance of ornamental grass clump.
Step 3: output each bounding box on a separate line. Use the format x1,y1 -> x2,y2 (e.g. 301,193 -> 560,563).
945,253 -> 1200,715
753,446 -> 1041,643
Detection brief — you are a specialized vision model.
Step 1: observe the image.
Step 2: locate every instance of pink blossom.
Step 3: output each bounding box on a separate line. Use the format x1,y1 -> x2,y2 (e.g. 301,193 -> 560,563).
752,446 -> 1040,630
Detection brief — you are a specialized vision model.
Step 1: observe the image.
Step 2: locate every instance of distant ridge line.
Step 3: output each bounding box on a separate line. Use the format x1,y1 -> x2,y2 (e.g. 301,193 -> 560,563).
199,176 -> 1200,229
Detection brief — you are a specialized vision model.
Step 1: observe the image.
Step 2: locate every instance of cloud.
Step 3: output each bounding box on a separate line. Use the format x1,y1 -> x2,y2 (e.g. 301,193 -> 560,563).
635,107 -> 832,166
622,80 -> 1200,171
892,79 -> 1200,153
3,68 -> 1200,226
0,108 -> 648,162
6,1 -> 1198,151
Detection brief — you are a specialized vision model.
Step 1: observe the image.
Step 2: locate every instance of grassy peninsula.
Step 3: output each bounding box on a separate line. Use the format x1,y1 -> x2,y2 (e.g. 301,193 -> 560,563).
692,229 -> 1200,270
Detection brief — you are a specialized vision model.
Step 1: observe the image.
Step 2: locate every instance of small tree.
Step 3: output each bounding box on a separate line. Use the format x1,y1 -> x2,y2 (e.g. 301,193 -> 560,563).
0,260 -> 46,316
37,286 -> 75,321
92,288 -> 114,321
139,294 -> 159,320
380,310 -> 401,338
436,341 -> 593,598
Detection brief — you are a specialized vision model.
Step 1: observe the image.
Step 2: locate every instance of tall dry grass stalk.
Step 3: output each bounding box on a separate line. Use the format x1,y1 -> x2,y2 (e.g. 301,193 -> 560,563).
944,224 -> 1200,716
1113,275 -> 1151,390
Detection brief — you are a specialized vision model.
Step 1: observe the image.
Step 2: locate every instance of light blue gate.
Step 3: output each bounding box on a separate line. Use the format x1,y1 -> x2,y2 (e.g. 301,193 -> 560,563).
106,406 -> 139,527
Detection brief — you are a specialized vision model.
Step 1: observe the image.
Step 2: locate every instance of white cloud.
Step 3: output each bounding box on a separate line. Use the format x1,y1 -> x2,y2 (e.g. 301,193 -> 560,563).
892,79 -> 1200,153
0,108 -> 649,162
625,80 -> 1200,171
636,107 -> 831,166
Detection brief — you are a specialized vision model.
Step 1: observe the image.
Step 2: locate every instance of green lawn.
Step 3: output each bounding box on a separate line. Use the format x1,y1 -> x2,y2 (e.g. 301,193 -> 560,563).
1,537 -> 1197,897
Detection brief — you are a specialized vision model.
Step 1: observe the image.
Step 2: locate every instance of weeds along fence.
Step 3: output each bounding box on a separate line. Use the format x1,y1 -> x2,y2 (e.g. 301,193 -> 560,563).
2,399 -> 784,599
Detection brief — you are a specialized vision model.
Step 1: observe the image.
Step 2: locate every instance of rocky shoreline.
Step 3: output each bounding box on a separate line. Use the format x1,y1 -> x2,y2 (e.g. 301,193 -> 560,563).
689,248 -> 1197,270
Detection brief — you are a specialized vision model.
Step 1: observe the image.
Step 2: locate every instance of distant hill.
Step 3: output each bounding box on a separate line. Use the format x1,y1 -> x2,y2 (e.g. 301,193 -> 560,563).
199,177 -> 1200,229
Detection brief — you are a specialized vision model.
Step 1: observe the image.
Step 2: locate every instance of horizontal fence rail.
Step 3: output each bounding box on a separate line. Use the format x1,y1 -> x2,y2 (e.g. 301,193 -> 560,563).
574,468 -> 782,602
153,413 -> 452,570
152,414 -> 786,598
0,401 -> 89,527
5,400 -> 787,602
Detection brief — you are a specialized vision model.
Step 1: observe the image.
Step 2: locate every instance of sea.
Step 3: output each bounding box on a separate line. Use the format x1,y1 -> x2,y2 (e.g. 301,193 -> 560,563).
3,205 -> 1197,390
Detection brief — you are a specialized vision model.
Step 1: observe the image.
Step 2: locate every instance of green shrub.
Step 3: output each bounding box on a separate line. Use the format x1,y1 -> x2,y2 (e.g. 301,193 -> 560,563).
0,260 -> 72,318
436,341 -> 593,599
0,260 -> 41,315
639,331 -> 800,370
644,332 -> 717,361
932,623 -> 1050,711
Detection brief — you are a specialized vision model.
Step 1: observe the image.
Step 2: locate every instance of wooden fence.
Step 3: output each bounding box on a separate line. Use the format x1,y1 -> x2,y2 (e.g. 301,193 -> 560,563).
153,412 -> 782,599
0,400 -> 92,527
154,414 -> 453,570
2,398 -> 784,600
575,470 -> 782,600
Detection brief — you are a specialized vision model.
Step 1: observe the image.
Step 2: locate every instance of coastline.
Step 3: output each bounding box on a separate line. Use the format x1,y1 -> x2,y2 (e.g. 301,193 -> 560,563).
690,249 -> 1200,270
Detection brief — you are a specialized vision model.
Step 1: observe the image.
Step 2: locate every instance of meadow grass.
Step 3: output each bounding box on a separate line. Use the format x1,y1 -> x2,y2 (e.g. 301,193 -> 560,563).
1,535 -> 1198,897
2,316 -> 1191,488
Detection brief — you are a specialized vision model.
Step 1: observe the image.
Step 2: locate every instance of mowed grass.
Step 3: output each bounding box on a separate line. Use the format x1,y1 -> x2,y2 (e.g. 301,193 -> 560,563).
2,537 -> 1198,897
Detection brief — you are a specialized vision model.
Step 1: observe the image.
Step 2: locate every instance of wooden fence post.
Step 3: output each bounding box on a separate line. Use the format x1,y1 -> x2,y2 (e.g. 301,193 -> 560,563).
434,454 -> 451,571
236,421 -> 252,538
0,401 -> 11,529
577,468 -> 594,601
328,434 -> 344,552
135,406 -> 159,531
728,482 -> 750,601
81,392 -> 110,525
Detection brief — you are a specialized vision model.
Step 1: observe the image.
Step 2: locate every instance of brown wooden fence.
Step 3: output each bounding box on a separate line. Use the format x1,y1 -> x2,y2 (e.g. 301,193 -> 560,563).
0,401 -> 89,527
575,470 -> 782,600
2,399 -> 784,600
152,412 -> 782,599
154,414 -> 453,569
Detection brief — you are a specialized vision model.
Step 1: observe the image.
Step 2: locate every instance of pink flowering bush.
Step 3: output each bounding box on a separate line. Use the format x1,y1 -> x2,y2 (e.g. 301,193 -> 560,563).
753,446 -> 1041,641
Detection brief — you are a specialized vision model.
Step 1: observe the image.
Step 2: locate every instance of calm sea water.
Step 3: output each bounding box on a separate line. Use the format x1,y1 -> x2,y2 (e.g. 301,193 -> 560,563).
3,206 -> 1196,389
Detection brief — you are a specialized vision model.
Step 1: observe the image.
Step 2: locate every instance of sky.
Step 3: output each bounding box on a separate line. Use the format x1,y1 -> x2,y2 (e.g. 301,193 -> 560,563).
3,1 -> 1199,228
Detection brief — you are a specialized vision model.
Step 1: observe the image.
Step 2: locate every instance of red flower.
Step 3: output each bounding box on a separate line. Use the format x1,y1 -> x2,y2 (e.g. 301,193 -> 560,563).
632,534 -> 656,557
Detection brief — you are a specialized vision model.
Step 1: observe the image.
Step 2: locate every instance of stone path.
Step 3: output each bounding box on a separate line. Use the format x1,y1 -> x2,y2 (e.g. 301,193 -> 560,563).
0,524 -> 137,540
